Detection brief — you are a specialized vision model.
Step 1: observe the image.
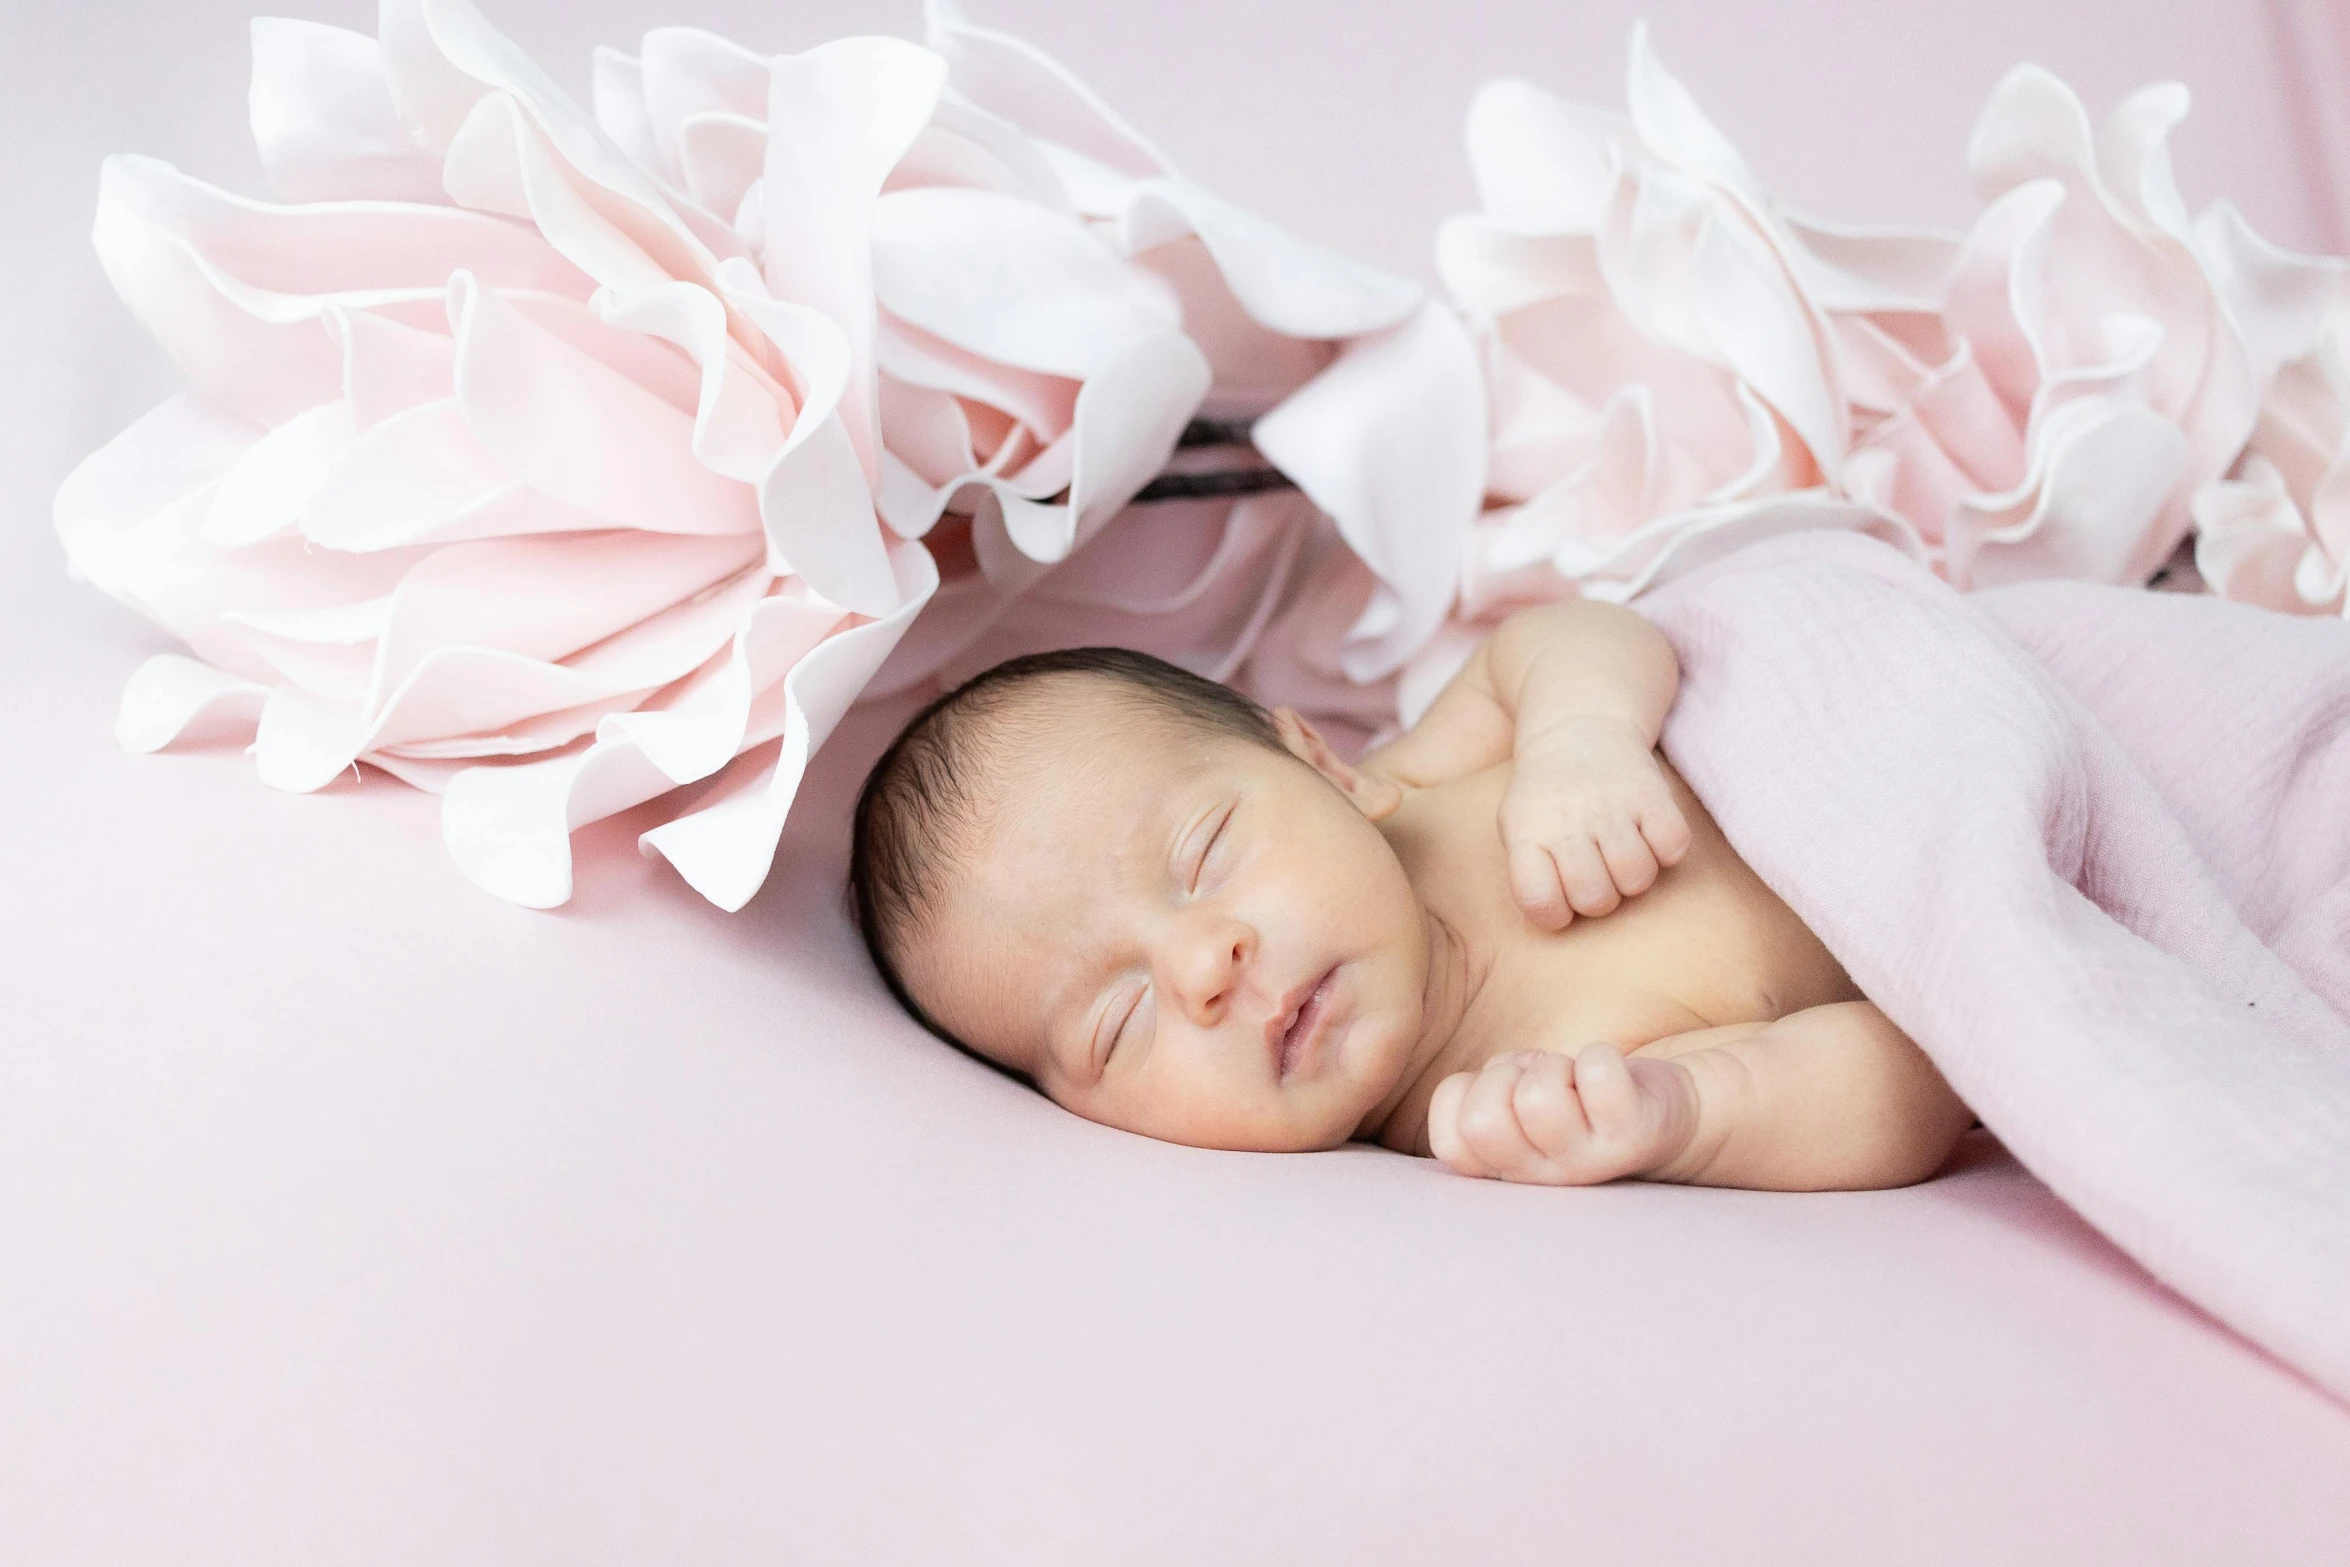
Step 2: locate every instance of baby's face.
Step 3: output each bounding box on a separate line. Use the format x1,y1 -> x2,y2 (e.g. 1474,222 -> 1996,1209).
900,689 -> 1433,1152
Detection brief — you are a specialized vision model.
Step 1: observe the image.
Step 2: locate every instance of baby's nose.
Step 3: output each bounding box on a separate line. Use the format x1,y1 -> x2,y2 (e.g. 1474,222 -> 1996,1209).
1168,915 -> 1257,1024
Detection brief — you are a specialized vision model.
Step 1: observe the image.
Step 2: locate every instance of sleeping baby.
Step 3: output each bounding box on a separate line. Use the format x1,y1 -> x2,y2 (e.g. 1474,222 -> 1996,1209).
848,602 -> 1978,1190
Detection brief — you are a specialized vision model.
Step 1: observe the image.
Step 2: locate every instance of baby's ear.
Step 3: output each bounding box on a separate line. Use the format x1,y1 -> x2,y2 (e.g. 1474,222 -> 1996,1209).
1272,707 -> 1403,822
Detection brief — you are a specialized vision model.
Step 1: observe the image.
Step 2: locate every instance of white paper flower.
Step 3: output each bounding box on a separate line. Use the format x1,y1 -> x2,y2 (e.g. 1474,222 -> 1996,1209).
1845,64 -> 2340,588
58,0 -> 941,911
1420,23 -> 1935,710
2191,284 -> 2350,614
593,0 -> 1486,695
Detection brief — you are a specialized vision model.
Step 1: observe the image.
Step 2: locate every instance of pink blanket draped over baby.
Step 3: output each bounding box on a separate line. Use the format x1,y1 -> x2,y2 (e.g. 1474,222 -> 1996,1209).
1640,531 -> 2350,1405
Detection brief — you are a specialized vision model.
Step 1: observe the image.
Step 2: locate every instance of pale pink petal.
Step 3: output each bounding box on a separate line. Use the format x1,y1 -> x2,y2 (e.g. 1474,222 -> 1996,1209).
758,413 -> 900,618
640,543 -> 940,911
589,47 -> 662,181
871,186 -> 1180,379
1688,204 -> 1844,471
333,306 -> 459,432
1940,179 -> 2065,420
595,587 -> 848,783
250,685 -> 371,791
921,0 -> 1171,182
204,402 -> 355,546
446,273 -> 760,537
599,280 -> 795,482
1461,78 -> 1624,236
376,0 -> 494,152
1136,236 -> 1334,409
363,530 -> 764,714
875,313 -> 1077,439
1115,179 -> 1421,342
983,330 -> 1209,565
115,654 -> 271,754
2191,458 -> 2344,612
637,27 -> 771,181
249,18 -> 445,204
877,376 -> 977,492
759,36 -> 948,486
92,155 -> 591,424
895,98 -> 1074,210
1948,398 -> 2189,586
722,278 -> 904,617
1254,302 -> 1486,680
440,739 -> 682,909
58,395 -> 258,585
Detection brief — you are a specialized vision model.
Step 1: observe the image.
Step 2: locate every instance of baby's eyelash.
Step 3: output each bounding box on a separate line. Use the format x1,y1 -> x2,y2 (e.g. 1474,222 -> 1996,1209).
1191,807 -> 1233,891
1108,985 -> 1146,1057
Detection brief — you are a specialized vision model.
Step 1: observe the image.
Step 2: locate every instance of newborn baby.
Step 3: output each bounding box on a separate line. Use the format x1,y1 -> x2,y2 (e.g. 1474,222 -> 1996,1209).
849,603 -> 1976,1190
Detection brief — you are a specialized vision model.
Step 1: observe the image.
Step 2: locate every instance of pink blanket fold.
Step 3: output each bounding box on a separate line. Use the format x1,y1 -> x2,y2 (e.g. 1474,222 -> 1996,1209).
1640,531 -> 2350,1404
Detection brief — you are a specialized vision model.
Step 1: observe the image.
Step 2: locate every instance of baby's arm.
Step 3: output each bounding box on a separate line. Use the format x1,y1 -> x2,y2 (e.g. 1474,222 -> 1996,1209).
1362,602 -> 1691,925
1368,600 -> 1679,788
1426,1002 -> 1975,1192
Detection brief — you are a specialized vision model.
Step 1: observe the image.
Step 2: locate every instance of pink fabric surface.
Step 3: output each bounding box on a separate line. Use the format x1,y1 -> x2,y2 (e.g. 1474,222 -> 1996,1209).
1644,530 -> 2350,1403
9,3 -> 2350,1562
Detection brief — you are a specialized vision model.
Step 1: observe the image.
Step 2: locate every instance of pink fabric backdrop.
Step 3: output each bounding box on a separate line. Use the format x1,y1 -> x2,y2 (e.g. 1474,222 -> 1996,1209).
6,3 -> 2349,1562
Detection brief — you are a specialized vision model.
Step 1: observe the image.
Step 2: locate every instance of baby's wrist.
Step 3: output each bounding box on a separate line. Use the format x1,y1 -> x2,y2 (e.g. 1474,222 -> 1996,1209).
1517,709 -> 1652,759
1634,1054 -> 1727,1184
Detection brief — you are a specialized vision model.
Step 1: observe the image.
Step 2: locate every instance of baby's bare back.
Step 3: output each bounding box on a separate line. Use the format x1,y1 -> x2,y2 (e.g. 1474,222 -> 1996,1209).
1380,757 -> 1860,1056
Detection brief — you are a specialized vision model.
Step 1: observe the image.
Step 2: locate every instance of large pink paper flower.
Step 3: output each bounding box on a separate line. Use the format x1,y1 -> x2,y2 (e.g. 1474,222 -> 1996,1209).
593,0 -> 1485,701
59,0 -> 948,911
1419,26 -> 2345,713
1420,24 -> 1934,710
1845,64 -> 2342,588
2191,284 -> 2350,614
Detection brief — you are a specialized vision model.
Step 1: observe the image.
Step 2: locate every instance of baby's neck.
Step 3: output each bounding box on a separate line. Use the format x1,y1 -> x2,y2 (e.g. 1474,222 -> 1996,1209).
1354,906 -> 1489,1154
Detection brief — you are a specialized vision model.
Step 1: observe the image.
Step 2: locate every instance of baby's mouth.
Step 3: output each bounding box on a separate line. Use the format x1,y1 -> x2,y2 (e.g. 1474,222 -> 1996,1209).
1275,967 -> 1339,1080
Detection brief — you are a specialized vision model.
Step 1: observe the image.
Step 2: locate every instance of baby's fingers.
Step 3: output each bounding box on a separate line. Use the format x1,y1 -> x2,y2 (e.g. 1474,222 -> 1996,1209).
1450,1054 -> 1549,1178
1553,835 -> 1620,919
1426,1071 -> 1487,1176
1594,818 -> 1660,900
1571,1043 -> 1697,1179
1640,793 -> 1693,869
1570,1042 -> 1647,1142
1507,842 -> 1574,931
1508,1052 -> 1591,1163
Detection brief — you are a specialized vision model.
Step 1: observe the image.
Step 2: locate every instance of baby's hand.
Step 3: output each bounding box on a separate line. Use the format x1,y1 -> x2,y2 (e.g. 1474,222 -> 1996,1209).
1501,715 -> 1691,928
1425,1046 -> 1697,1186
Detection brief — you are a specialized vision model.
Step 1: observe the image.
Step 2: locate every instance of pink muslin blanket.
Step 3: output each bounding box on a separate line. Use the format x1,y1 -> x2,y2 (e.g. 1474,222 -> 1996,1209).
1641,531 -> 2350,1404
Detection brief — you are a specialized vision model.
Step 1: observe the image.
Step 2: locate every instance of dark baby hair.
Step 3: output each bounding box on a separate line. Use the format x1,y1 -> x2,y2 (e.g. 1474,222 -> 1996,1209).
848,646 -> 1284,1079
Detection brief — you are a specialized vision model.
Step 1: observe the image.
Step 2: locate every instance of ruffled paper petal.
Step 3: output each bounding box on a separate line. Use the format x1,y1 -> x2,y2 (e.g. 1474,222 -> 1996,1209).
442,542 -> 935,908
445,272 -> 760,537
871,185 -> 1181,379
249,18 -> 447,204
638,543 -> 941,910
1116,179 -> 1421,342
635,28 -> 772,189
758,36 -> 949,485
116,654 -> 272,753
1254,302 -> 1486,680
1948,397 -> 2190,586
2192,457 -> 2347,612
91,155 -> 591,426
921,0 -> 1171,185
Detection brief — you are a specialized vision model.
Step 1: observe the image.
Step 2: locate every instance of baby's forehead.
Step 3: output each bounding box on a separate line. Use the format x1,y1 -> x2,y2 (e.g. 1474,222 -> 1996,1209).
960,677 -> 1216,791
960,689 -> 1212,840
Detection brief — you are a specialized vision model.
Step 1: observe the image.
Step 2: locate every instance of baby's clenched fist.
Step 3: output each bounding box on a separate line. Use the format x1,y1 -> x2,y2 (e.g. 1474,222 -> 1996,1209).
1501,715 -> 1691,929
1426,1045 -> 1698,1186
